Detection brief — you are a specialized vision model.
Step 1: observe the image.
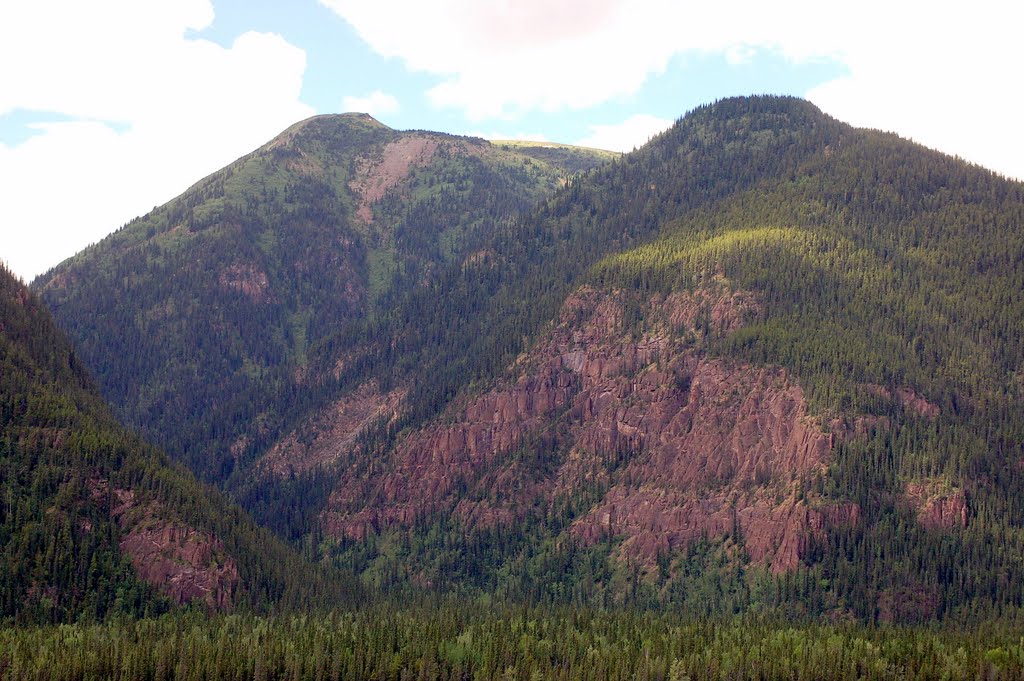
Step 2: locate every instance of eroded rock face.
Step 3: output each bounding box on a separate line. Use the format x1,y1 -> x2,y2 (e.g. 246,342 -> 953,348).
322,285 -> 859,572
218,263 -> 271,302
555,288 -> 855,573
905,479 -> 968,529
90,482 -> 239,610
119,520 -> 240,611
349,135 -> 443,223
258,381 -> 405,478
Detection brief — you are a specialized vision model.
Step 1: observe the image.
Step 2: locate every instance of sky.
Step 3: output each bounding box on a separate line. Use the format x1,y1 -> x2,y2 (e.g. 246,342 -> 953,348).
1,0 -> 1022,282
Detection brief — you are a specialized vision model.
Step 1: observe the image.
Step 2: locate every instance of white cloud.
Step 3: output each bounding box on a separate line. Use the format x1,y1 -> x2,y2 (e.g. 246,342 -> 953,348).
0,0 -> 313,281
321,0 -> 1024,179
725,45 -> 757,66
575,114 -> 674,153
805,5 -> 1024,181
341,91 -> 400,117
321,0 -> 675,120
317,0 -> 848,120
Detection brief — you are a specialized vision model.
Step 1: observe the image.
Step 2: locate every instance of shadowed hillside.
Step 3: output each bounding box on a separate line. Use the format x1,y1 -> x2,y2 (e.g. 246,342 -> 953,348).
0,264 -> 360,623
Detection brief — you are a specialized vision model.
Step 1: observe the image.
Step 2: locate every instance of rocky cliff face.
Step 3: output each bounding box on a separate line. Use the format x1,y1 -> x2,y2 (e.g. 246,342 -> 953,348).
905,479 -> 969,529
90,481 -> 239,610
217,262 -> 272,302
258,381 -> 405,478
867,385 -> 940,419
321,285 -> 861,573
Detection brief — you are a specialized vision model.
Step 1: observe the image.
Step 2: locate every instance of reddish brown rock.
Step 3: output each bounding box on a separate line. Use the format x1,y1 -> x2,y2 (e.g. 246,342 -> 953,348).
89,481 -> 239,610
878,585 -> 940,622
118,520 -> 240,611
322,285 -> 861,573
564,345 -> 854,573
229,433 -> 252,460
349,135 -> 442,223
866,384 -> 940,419
894,388 -> 940,419
218,263 -> 271,302
905,479 -> 968,529
656,285 -> 759,336
258,381 -> 405,478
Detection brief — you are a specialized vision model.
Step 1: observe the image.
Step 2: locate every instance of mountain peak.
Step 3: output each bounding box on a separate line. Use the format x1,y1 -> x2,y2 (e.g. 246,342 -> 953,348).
264,112 -> 392,151
339,111 -> 388,126
698,94 -> 827,118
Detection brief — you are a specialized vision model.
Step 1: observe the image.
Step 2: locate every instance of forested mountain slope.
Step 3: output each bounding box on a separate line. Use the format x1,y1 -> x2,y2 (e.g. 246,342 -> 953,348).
34,96 -> 1024,622
34,115 -> 611,483
300,97 -> 1024,620
0,264 -> 358,623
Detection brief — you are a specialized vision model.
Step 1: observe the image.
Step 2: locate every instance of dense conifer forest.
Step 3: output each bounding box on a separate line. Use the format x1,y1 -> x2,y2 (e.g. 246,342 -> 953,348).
3,604 -> 1024,680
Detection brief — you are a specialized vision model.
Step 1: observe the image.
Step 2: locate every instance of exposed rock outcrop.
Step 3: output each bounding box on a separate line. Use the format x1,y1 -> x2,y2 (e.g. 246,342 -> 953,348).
349,135 -> 443,223
218,262 -> 271,302
90,481 -> 239,610
904,478 -> 968,529
878,585 -> 940,622
119,520 -> 240,611
258,381 -> 405,478
867,384 -> 940,419
322,285 -> 862,573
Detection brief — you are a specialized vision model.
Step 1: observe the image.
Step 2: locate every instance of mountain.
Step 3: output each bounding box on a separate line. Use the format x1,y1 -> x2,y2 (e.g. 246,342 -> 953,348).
34,114 -> 612,484
0,264 -> 357,623
35,96 -> 1024,622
